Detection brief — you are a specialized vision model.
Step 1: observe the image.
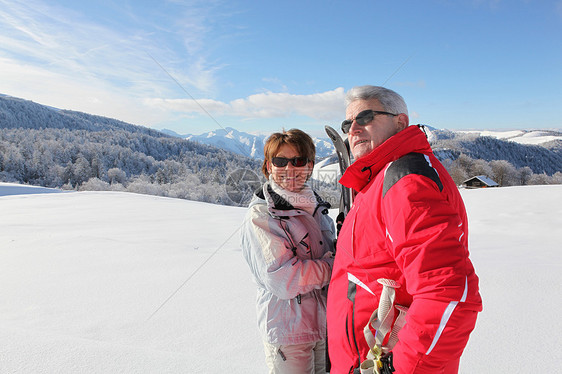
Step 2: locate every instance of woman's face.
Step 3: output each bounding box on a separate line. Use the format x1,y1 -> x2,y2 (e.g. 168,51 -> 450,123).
268,144 -> 313,193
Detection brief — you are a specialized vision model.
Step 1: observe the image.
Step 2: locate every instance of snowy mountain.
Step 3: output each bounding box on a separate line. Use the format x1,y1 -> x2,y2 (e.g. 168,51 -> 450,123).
457,129 -> 562,146
1,182 -> 560,373
2,93 -> 560,201
162,127 -> 336,160
422,125 -> 562,176
422,125 -> 562,148
163,127 -> 266,159
165,125 -> 562,177
0,94 -> 163,136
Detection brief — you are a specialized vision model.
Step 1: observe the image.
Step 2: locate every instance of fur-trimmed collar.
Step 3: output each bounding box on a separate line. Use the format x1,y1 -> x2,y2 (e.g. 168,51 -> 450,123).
254,182 -> 331,217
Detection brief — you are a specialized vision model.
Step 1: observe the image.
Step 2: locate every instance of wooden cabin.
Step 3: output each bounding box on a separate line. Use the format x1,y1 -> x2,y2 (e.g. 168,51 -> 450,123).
462,175 -> 499,188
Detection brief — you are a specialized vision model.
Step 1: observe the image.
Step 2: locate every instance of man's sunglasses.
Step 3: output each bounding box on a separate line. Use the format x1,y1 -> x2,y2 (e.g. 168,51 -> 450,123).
341,109 -> 397,134
271,156 -> 309,167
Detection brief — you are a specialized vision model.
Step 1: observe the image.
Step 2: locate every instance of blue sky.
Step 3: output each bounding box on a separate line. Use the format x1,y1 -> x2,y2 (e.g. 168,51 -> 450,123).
0,0 -> 561,137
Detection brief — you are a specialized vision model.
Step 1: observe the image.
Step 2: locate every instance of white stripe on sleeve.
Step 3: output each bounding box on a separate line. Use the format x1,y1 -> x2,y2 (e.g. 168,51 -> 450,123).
425,276 -> 468,355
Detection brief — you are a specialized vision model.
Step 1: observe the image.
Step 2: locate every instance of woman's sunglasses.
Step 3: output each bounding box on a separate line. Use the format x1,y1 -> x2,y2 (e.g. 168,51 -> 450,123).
271,156 -> 309,167
341,109 -> 397,134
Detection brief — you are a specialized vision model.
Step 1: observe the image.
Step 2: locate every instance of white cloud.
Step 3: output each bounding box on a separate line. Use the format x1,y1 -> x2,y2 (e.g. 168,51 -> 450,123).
0,0 -> 224,123
0,1 -> 347,131
0,56 -> 167,126
144,88 -> 346,122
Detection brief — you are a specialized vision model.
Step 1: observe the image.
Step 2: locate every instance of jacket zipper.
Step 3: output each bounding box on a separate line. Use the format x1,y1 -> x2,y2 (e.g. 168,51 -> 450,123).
347,281 -> 362,370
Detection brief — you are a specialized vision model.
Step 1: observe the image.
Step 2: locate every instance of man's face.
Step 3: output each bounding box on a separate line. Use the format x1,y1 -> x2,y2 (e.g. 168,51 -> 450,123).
345,99 -> 408,160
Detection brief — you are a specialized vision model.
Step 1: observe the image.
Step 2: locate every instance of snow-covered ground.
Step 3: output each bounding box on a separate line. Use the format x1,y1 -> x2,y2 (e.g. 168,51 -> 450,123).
459,129 -> 562,145
1,182 -> 560,373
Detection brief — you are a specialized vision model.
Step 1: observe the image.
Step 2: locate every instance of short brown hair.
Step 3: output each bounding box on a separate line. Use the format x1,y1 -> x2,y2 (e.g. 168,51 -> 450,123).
262,129 -> 315,179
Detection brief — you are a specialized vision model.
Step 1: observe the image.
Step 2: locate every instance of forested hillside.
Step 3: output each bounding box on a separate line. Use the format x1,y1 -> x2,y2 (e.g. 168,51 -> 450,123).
1,95 -> 560,207
0,95 -> 262,205
426,127 -> 562,185
428,128 -> 562,174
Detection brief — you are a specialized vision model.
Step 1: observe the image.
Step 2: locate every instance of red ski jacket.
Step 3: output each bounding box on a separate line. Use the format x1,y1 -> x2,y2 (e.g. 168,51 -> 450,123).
327,126 -> 482,373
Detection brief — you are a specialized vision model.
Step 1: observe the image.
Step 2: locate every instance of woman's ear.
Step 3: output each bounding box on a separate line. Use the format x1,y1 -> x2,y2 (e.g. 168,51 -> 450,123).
266,161 -> 272,175
306,161 -> 314,180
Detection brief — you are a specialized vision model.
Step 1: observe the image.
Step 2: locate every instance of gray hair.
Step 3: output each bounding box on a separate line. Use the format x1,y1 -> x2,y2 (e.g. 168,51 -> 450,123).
345,85 -> 408,116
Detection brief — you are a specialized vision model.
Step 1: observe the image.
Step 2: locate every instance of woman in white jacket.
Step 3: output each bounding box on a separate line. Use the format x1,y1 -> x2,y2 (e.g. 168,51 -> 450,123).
241,129 -> 335,374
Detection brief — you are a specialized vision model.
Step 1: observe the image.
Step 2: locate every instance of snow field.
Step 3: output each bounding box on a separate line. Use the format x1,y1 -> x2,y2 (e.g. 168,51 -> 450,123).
0,183 -> 560,373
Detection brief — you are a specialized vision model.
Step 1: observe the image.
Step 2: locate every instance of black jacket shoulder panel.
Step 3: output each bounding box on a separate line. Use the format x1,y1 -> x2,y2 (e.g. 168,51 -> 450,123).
255,186 -> 265,200
383,153 -> 443,197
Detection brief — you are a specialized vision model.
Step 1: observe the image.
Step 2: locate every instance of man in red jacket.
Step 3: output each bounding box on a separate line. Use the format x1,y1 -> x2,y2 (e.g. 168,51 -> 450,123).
327,86 -> 482,373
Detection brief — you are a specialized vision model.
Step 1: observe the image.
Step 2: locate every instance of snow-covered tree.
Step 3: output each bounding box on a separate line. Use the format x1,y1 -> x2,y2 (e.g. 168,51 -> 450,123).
80,177 -> 110,191
107,168 -> 127,185
490,160 -> 517,186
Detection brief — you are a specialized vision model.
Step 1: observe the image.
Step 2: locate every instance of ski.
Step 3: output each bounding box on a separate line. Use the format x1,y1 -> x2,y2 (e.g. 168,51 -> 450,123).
325,125 -> 353,230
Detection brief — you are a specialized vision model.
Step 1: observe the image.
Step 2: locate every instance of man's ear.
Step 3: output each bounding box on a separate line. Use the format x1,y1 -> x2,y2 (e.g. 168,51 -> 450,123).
396,113 -> 409,131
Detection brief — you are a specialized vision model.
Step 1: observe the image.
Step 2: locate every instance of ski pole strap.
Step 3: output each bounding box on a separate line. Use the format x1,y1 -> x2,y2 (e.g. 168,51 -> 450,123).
363,279 -> 400,350
360,279 -> 402,374
363,308 -> 381,355
386,305 -> 409,350
359,352 -> 381,374
375,279 -> 399,345
359,351 -> 394,374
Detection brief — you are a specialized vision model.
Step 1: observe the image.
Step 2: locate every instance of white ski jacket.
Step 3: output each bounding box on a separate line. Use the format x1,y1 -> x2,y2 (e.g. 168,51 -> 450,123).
241,182 -> 335,345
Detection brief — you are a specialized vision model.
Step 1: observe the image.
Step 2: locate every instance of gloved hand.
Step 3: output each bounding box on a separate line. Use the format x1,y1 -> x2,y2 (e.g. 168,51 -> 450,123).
336,211 -> 345,236
322,251 -> 335,267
